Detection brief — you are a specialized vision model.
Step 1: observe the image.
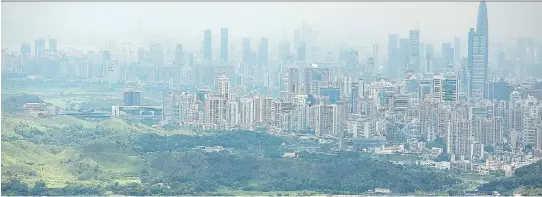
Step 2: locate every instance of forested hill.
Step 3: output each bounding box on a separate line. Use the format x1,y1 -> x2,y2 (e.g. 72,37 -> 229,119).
478,160 -> 542,195
2,114 -> 461,196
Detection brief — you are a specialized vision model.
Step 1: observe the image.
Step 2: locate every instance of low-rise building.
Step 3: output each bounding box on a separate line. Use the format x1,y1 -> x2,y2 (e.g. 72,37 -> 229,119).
282,152 -> 297,158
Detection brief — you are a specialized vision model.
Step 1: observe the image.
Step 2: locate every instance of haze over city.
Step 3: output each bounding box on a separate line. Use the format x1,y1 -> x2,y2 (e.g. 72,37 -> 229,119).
2,1 -> 542,196
3,2 -> 542,51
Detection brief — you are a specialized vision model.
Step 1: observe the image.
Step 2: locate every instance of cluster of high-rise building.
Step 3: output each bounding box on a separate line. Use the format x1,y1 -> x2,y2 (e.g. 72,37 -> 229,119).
158,2 -> 542,161
162,68 -> 542,158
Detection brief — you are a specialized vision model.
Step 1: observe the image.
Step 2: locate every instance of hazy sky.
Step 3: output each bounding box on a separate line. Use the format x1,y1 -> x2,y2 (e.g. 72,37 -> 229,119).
2,2 -> 542,52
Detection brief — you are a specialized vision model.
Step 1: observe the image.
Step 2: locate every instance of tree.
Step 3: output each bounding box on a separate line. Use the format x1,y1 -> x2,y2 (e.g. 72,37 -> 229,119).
2,179 -> 30,196
31,180 -> 47,195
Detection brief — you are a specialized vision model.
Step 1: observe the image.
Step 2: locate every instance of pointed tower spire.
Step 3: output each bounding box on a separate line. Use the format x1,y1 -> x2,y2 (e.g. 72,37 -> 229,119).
477,1 -> 488,35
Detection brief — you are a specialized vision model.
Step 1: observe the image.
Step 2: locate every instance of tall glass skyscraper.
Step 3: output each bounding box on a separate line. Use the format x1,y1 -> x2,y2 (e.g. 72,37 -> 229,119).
34,38 -> 45,57
477,1 -> 489,98
258,38 -> 269,66
220,28 -> 228,62
203,29 -> 212,61
409,29 -> 420,72
468,1 -> 489,99
242,38 -> 251,64
387,34 -> 399,77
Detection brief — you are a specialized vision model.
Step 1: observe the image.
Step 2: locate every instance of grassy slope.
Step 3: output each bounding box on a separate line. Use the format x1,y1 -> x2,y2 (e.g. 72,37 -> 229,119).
0,114 -> 195,188
1,141 -> 77,188
0,81 -> 195,188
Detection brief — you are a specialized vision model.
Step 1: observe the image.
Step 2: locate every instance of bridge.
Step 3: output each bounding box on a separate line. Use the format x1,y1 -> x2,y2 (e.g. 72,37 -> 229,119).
112,105 -> 163,118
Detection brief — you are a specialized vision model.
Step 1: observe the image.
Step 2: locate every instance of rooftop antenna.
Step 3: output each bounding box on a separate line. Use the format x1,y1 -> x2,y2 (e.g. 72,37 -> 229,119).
415,20 -> 420,31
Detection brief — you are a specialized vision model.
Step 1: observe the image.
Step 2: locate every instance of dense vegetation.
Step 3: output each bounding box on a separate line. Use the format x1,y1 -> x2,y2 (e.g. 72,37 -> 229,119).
134,131 -> 283,153
478,160 -> 542,195
3,150 -> 460,196
2,114 -> 462,195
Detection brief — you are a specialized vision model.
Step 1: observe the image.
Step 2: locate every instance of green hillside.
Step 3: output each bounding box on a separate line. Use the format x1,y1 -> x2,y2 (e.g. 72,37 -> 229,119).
1,140 -> 77,188
2,112 -> 463,196
478,160 -> 542,195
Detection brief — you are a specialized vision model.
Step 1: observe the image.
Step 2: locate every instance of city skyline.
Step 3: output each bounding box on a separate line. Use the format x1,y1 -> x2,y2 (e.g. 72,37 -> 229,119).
2,2 -> 542,196
2,2 -> 542,51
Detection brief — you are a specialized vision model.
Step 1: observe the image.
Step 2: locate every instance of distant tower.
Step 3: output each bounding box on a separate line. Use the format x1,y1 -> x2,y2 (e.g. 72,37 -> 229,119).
287,68 -> 299,93
279,38 -> 290,63
442,42 -> 454,70
34,38 -> 45,57
220,28 -> 228,62
242,38 -> 251,64
477,1 -> 489,98
20,43 -> 31,56
203,29 -> 212,61
372,43 -> 379,68
468,1 -> 489,99
258,38 -> 269,66
425,52 -> 432,73
454,37 -> 461,66
387,34 -> 399,77
175,44 -> 184,66
49,38 -> 57,52
102,51 -> 111,62
297,42 -> 306,62
409,28 -> 420,73
399,38 -> 411,73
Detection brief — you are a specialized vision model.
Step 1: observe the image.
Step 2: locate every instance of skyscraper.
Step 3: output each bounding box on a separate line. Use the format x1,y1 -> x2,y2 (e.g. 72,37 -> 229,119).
409,29 -> 420,72
372,44 -> 379,68
279,39 -> 290,63
242,38 -> 251,64
149,42 -> 164,66
49,38 -> 57,52
220,28 -> 228,62
468,28 -> 481,98
425,44 -> 434,73
297,42 -> 306,62
175,44 -> 184,66
203,29 -> 212,61
34,38 -> 45,57
305,68 -> 321,96
477,1 -> 489,98
205,96 -> 228,129
442,42 -> 454,70
350,82 -> 359,114
447,103 -> 472,160
20,43 -> 31,56
294,29 -> 301,49
315,104 -> 344,137
454,37 -> 461,65
102,51 -> 111,62
387,34 -> 399,77
470,28 -> 488,99
477,1 -> 489,56
258,38 -> 269,66
399,38 -> 411,72
287,68 -> 299,93
467,1 -> 489,99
